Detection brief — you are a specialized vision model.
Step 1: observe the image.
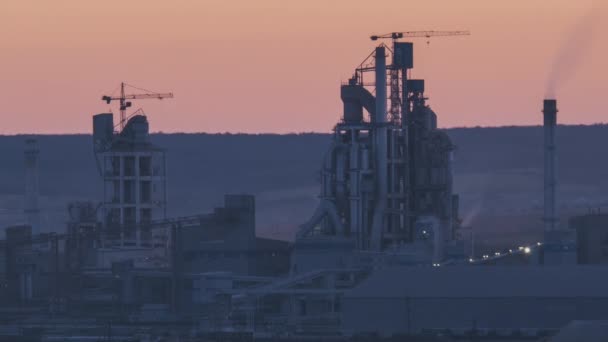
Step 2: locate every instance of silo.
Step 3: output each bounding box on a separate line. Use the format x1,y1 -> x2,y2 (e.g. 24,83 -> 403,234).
93,113 -> 114,152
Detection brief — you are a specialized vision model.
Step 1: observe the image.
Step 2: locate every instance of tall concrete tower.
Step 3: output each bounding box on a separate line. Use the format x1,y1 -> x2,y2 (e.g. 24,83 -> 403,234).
24,138 -> 41,234
543,99 -> 558,232
93,113 -> 167,247
541,99 -> 577,265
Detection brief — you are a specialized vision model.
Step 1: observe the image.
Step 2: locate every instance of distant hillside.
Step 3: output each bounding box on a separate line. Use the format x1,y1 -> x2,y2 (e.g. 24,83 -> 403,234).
1,125 -> 608,246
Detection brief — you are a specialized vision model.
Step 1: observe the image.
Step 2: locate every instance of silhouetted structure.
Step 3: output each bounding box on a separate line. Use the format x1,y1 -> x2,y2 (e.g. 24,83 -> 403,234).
571,212 -> 608,264
543,99 -> 558,232
296,38 -> 459,268
93,113 -> 167,247
24,139 -> 40,234
2,35 -> 608,341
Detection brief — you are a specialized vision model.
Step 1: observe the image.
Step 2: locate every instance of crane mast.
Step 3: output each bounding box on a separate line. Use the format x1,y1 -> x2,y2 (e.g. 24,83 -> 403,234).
102,82 -> 174,130
367,30 -> 470,123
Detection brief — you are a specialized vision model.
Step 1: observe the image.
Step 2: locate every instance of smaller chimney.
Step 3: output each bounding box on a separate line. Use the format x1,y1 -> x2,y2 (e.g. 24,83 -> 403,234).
24,138 -> 40,234
543,99 -> 557,232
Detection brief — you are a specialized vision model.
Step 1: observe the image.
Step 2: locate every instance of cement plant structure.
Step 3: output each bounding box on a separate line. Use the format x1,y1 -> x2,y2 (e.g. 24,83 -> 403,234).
3,34 -> 608,341
298,38 -> 458,264
93,113 -> 168,247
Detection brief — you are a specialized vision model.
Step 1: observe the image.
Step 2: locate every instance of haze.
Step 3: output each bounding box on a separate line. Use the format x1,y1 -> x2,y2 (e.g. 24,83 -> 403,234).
0,0 -> 606,134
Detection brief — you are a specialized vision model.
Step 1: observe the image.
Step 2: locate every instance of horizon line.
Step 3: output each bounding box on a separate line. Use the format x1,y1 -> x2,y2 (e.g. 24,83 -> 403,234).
1,122 -> 608,137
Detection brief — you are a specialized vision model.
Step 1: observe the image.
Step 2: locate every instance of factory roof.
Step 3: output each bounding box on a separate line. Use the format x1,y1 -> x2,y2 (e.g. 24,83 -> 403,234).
550,321 -> 608,342
344,266 -> 608,299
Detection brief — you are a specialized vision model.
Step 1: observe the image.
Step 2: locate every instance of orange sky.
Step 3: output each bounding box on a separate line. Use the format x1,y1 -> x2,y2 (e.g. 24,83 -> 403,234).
0,0 -> 606,134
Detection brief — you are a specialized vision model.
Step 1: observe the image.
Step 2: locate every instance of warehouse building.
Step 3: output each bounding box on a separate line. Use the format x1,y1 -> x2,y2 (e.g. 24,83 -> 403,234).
571,212 -> 608,264
342,266 -> 608,336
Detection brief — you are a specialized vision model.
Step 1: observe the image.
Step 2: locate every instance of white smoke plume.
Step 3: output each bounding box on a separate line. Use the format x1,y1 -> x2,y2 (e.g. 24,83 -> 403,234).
461,200 -> 483,228
545,3 -> 600,98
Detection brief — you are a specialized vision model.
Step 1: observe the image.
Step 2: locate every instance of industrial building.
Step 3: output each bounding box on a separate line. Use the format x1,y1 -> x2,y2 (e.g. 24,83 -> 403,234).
1,225 -> 63,304
295,32 -> 464,273
571,212 -> 608,264
94,112 -> 168,247
549,320 -> 608,342
2,34 -> 608,341
342,266 -> 608,336
0,84 -> 292,340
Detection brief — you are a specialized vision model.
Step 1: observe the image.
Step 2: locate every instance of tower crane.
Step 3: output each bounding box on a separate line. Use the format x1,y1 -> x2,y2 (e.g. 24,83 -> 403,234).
370,30 -> 470,44
102,82 -> 174,130
367,31 -> 470,123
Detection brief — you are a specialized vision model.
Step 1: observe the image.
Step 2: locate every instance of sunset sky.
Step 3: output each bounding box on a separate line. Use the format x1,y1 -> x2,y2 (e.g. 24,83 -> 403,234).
0,0 -> 605,134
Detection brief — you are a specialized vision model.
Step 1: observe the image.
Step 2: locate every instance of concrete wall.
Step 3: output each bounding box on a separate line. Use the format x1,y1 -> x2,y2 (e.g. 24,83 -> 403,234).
95,247 -> 166,268
342,297 -> 608,336
178,195 -> 256,275
576,227 -> 608,264
570,214 -> 608,264
178,195 -> 289,276
183,250 -> 255,275
291,239 -> 355,274
253,247 -> 290,276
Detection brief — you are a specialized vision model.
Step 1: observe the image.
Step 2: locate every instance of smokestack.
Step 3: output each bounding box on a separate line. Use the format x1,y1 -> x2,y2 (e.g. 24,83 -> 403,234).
24,138 -> 40,234
543,99 -> 557,232
374,46 -> 387,124
371,46 -> 388,250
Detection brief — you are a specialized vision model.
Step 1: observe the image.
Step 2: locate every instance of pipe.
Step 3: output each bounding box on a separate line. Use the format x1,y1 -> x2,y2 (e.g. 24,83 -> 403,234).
349,132 -> 361,247
297,142 -> 348,238
335,148 -> 347,210
297,200 -> 345,239
319,142 -> 336,199
543,99 -> 558,232
374,46 -> 388,125
371,46 -> 388,250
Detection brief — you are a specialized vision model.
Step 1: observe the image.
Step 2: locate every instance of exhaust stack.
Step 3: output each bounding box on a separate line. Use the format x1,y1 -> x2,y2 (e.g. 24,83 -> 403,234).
24,139 -> 40,234
543,99 -> 557,232
370,46 -> 388,250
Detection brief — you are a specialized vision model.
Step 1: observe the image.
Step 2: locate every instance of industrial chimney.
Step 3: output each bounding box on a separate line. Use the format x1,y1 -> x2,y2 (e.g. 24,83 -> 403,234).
543,99 -> 557,232
370,46 -> 388,250
24,138 -> 40,234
